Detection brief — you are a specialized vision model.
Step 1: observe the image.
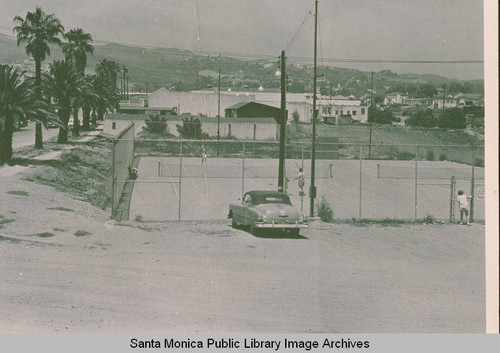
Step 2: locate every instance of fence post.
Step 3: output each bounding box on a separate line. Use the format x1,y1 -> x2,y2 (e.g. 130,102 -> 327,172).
414,144 -> 419,221
449,175 -> 455,222
111,139 -> 116,218
470,145 -> 475,222
178,141 -> 183,221
359,145 -> 363,219
377,163 -> 380,178
241,142 -> 245,200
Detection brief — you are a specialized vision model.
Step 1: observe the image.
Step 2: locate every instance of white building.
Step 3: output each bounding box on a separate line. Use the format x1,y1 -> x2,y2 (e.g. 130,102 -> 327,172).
148,88 -> 254,117
431,95 -> 457,109
384,94 -> 408,105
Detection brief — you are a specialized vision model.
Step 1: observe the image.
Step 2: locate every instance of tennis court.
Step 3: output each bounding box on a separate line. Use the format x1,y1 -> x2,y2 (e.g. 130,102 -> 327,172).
128,156 -> 484,222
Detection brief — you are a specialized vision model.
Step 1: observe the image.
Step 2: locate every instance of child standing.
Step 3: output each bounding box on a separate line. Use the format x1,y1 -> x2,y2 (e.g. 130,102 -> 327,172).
457,190 -> 471,225
294,168 -> 305,196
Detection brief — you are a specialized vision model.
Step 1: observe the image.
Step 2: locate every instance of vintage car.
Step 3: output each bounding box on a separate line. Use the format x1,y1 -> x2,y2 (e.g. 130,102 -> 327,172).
228,190 -> 307,235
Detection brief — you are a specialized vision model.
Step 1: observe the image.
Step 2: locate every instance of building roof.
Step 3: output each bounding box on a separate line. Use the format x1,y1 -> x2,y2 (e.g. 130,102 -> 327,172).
226,101 -> 251,110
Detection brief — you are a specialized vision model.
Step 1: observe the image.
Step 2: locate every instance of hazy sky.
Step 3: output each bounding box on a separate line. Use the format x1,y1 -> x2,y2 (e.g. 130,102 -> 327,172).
0,0 -> 485,79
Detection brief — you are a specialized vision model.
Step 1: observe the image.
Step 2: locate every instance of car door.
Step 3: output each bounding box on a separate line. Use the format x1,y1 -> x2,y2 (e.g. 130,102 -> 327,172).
233,193 -> 250,224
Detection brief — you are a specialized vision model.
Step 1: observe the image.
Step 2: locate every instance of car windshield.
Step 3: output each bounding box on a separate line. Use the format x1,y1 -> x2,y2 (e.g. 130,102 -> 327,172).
252,195 -> 291,206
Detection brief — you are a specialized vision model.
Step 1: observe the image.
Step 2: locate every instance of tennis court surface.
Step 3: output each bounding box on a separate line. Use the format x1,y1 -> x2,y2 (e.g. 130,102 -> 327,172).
128,157 -> 484,222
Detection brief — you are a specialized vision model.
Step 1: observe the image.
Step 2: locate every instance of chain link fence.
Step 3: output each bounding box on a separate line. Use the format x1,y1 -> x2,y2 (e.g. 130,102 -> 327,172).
111,131 -> 484,222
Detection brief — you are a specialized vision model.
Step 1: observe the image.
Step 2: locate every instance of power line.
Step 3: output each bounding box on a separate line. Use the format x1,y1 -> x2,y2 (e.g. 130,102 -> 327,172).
0,28 -> 484,65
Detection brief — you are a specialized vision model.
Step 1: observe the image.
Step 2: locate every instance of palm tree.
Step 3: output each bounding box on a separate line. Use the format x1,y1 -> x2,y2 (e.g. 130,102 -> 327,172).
62,28 -> 94,136
92,69 -> 120,122
0,65 -> 56,165
13,6 -> 64,148
95,59 -> 121,91
81,74 -> 99,131
42,60 -> 85,143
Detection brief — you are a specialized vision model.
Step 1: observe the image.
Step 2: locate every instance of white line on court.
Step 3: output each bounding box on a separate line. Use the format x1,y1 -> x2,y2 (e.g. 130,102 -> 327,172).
182,165 -> 208,204
163,161 -> 179,200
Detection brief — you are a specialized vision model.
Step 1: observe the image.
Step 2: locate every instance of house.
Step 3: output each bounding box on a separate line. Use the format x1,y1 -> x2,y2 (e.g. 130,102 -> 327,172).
405,97 -> 429,106
431,95 -> 457,109
384,94 -> 407,105
225,101 -> 283,123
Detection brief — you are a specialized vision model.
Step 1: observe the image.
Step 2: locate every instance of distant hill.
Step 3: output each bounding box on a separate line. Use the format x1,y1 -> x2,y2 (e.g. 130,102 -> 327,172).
0,33 -> 484,96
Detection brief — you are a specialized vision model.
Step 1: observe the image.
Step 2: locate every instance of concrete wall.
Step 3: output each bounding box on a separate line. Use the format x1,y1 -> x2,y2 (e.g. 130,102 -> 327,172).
104,118 -> 277,140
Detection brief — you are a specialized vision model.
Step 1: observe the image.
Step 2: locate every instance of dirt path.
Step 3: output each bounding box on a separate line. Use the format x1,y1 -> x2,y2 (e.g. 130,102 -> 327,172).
0,171 -> 485,333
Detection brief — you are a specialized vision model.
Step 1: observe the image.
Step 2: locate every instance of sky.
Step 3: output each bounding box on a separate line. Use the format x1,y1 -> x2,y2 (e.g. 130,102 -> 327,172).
0,0 -> 486,80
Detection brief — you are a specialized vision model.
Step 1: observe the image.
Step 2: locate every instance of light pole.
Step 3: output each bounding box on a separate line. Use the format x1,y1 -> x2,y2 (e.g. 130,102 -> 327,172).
309,0 -> 318,217
278,50 -> 287,193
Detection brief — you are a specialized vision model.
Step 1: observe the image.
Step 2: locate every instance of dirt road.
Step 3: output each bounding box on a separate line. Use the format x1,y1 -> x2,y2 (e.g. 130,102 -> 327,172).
0,175 -> 485,333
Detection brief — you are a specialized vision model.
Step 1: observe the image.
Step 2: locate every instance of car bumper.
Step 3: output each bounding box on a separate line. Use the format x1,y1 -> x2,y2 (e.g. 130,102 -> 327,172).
255,222 -> 308,229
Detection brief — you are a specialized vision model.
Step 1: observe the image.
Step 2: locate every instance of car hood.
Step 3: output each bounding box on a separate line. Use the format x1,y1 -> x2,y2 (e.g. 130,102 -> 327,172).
252,203 -> 302,220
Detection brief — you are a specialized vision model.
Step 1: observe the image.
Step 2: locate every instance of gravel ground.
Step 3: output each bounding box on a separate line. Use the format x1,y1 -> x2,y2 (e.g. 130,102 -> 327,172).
0,171 -> 485,333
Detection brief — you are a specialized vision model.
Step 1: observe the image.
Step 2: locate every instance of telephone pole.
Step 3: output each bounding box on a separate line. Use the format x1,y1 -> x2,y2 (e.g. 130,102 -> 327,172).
309,0 -> 318,217
278,50 -> 287,192
217,68 -> 221,157
368,71 -> 373,159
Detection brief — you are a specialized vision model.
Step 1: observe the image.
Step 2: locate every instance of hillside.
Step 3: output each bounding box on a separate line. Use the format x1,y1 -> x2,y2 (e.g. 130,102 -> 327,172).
0,33 -> 484,96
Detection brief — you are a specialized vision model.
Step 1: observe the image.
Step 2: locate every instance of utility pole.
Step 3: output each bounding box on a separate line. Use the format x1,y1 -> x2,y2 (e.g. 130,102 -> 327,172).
217,68 -> 221,157
309,0 -> 318,217
368,71 -> 373,159
278,50 -> 287,193
442,83 -> 446,114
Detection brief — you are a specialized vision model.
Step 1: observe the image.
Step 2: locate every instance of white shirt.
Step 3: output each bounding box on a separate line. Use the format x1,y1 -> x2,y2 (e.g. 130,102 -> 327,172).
457,194 -> 468,209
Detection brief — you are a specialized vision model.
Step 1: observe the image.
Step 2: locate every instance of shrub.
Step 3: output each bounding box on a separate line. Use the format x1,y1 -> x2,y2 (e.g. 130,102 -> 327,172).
439,153 -> 447,161
315,196 -> 334,222
396,151 -> 415,160
426,149 -> 435,161
422,213 -> 436,224
474,158 -> 484,167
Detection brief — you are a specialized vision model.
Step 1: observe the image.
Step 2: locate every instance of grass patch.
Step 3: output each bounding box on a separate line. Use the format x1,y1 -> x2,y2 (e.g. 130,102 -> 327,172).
53,228 -> 66,232
47,206 -> 75,212
0,218 -> 16,228
0,235 -> 21,243
6,190 -> 29,196
335,218 -> 411,227
74,230 -> 92,237
37,232 -> 55,238
21,137 -> 112,211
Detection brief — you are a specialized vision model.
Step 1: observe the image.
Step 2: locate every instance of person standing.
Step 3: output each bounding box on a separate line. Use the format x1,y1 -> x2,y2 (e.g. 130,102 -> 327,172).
294,168 -> 305,196
457,190 -> 471,225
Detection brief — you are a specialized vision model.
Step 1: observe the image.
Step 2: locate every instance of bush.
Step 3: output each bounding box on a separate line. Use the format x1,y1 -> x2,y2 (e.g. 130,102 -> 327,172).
396,151 -> 415,160
474,158 -> 484,167
439,153 -> 447,161
315,196 -> 334,222
422,213 -> 436,224
426,150 -> 435,161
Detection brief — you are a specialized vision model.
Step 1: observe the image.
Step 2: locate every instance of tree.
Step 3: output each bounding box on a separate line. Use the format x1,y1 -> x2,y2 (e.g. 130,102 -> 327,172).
176,116 -> 205,139
292,110 -> 301,124
42,60 -> 85,143
13,6 -> 64,148
404,108 -> 438,128
142,115 -> 170,136
61,28 -> 95,136
438,108 -> 466,129
368,106 -> 395,124
0,65 -> 56,164
92,72 -> 120,124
